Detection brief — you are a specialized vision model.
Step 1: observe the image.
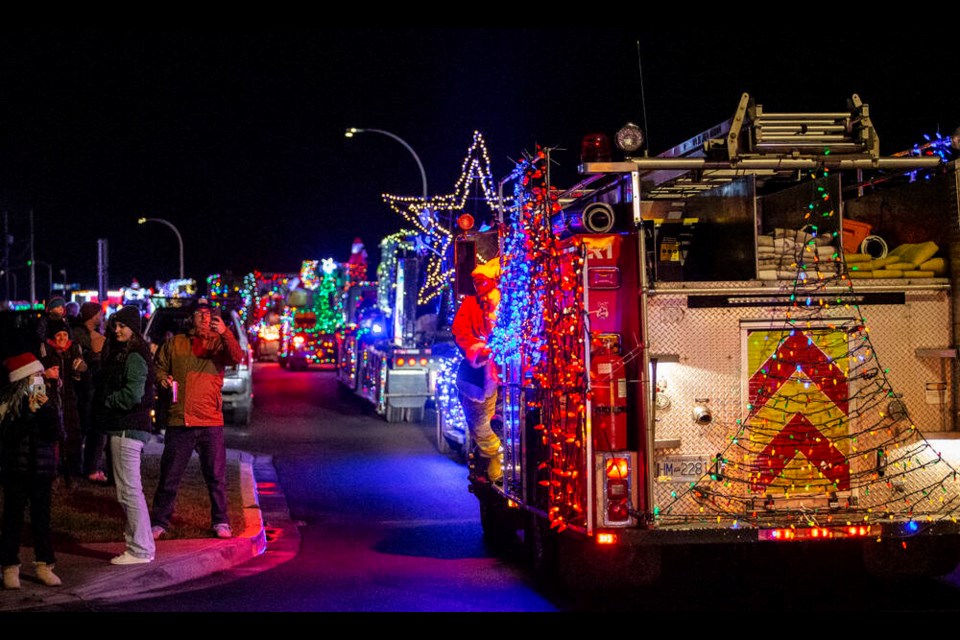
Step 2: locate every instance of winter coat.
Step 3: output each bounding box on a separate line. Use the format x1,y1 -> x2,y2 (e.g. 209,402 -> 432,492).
38,339 -> 84,434
0,386 -> 63,480
95,338 -> 155,443
451,293 -> 500,402
155,328 -> 243,427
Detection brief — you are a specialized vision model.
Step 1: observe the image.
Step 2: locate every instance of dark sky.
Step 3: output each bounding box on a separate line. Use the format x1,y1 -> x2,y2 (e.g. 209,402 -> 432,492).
1,28 -> 956,299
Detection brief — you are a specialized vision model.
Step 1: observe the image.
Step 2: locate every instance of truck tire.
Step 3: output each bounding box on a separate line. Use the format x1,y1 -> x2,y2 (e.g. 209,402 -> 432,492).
526,512 -> 559,588
385,404 -> 404,423
435,408 -> 451,454
232,406 -> 251,427
479,490 -> 518,551
863,536 -> 960,578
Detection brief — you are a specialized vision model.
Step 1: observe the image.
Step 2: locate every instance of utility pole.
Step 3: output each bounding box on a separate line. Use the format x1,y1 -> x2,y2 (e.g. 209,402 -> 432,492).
2,210 -> 9,303
29,209 -> 36,304
97,238 -> 109,304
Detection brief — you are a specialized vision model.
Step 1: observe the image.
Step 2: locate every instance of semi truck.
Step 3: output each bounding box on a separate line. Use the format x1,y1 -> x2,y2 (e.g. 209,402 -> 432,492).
336,232 -> 443,423
464,93 -> 960,587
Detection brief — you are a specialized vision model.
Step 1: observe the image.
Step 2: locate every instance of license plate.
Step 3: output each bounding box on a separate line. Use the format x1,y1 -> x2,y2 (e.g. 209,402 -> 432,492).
656,455 -> 711,483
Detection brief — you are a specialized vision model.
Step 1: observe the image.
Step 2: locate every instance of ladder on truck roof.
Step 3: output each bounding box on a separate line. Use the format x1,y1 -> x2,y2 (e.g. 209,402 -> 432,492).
578,92 -> 941,200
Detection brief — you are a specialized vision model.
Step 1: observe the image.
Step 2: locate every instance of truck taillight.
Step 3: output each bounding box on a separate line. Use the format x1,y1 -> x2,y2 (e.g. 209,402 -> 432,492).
599,453 -> 635,527
419,357 -> 428,366
396,357 -> 405,367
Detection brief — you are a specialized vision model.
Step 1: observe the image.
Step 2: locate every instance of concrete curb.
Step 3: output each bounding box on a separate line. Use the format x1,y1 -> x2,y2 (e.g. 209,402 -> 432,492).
0,447 -> 282,611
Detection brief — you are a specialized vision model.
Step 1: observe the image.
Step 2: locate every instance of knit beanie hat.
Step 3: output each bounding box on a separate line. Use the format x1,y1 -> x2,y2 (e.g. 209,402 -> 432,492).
45,318 -> 71,340
46,296 -> 66,312
4,352 -> 44,383
471,256 -> 501,281
80,301 -> 102,323
111,305 -> 142,334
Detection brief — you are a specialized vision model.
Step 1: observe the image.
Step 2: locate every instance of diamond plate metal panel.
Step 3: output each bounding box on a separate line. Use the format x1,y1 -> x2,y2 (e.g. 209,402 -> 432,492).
647,286 -> 955,517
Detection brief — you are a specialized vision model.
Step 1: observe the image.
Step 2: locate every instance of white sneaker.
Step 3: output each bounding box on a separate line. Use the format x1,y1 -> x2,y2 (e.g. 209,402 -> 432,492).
213,524 -> 233,539
151,525 -> 166,540
110,551 -> 154,565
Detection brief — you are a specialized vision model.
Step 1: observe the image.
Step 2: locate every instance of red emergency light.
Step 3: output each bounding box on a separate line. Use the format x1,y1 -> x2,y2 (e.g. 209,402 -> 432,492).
581,133 -> 612,163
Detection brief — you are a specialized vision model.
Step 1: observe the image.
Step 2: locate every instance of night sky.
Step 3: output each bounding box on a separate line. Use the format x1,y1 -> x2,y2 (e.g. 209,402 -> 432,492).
1,28 -> 956,299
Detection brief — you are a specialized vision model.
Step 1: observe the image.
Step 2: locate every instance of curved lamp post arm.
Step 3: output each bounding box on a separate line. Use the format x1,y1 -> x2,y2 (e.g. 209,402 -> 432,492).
345,127 -> 428,200
138,217 -> 184,279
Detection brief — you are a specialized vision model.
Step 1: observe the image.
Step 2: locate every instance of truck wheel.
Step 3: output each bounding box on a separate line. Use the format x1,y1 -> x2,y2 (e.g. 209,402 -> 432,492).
233,406 -> 251,426
863,536 -> 960,578
436,408 -> 451,454
526,512 -> 559,588
479,490 -> 518,551
385,404 -> 404,423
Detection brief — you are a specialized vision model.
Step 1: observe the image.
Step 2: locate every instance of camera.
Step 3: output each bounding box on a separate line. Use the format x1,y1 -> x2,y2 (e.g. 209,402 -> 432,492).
29,375 -> 45,395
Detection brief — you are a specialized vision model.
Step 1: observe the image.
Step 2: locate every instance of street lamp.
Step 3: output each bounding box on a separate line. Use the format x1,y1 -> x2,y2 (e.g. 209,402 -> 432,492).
138,217 -> 184,279
345,127 -> 428,200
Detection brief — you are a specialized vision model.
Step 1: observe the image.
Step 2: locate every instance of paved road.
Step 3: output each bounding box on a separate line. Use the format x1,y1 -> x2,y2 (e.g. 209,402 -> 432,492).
85,362 -> 556,612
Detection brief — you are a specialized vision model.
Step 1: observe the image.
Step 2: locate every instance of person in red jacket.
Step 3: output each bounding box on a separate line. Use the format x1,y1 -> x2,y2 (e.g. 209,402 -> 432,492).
150,298 -> 244,540
451,257 -> 502,483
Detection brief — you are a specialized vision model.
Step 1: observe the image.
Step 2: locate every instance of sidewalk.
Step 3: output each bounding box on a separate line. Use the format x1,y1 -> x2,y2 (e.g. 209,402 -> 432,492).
0,441 -> 297,612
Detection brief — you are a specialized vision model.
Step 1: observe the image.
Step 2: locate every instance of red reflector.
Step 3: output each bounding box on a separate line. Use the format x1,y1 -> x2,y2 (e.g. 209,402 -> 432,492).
607,503 -> 629,521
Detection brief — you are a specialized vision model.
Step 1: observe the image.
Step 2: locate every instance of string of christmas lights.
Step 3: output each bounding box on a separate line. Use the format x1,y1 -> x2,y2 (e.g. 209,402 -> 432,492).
491,148 -> 588,532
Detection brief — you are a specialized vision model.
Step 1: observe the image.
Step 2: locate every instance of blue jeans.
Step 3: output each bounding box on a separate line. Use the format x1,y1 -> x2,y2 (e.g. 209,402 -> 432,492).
151,427 -> 229,530
110,435 -> 156,559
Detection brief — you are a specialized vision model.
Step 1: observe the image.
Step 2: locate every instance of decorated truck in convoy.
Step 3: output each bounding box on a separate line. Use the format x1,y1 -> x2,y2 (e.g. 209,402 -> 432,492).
336,232 -> 443,422
464,93 -> 960,587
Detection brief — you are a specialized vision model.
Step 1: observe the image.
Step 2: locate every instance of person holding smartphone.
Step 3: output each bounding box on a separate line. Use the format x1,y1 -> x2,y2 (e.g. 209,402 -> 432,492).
151,298 -> 244,541
0,352 -> 65,589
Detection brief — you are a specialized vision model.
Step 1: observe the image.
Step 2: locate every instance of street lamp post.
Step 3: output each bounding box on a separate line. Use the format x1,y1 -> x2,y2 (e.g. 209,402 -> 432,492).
138,217 -> 184,279
345,127 -> 428,201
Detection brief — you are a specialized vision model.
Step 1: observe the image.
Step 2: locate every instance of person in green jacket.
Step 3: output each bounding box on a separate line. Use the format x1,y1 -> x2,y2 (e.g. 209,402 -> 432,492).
96,305 -> 156,565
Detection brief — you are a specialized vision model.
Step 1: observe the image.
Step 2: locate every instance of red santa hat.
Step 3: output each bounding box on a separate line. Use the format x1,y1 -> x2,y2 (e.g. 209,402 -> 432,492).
4,352 -> 44,383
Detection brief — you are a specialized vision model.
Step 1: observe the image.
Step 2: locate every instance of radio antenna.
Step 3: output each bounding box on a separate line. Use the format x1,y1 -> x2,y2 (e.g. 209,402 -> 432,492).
636,39 -> 651,153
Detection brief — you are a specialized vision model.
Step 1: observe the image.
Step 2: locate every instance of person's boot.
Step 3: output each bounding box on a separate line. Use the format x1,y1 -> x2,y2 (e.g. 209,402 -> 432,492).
2,565 -> 21,590
486,453 -> 502,483
476,434 -> 503,483
34,562 -> 62,587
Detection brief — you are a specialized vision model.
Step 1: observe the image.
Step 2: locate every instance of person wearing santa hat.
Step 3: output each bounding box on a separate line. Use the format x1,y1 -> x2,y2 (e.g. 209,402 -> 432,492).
0,352 -> 65,590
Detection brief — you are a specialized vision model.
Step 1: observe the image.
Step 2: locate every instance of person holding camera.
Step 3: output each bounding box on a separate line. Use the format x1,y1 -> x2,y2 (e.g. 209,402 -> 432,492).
0,352 -> 64,589
151,298 -> 244,540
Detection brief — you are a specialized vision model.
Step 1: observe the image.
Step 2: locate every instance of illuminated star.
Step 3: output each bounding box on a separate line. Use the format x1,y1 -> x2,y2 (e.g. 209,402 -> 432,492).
382,131 -> 502,305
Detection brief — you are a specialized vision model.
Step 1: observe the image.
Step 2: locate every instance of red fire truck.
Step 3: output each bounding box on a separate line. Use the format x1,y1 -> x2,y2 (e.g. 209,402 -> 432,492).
466,93 -> 960,587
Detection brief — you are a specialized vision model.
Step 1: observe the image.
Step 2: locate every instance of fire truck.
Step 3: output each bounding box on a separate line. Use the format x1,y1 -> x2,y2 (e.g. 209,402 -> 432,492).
466,93 -> 960,587
336,232 -> 443,423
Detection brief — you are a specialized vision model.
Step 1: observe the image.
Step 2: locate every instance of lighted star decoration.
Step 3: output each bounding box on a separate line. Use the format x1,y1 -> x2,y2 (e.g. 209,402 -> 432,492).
382,130 -> 503,305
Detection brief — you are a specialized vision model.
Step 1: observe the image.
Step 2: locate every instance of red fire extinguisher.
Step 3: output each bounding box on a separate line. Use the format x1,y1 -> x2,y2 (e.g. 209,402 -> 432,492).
590,348 -> 628,450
